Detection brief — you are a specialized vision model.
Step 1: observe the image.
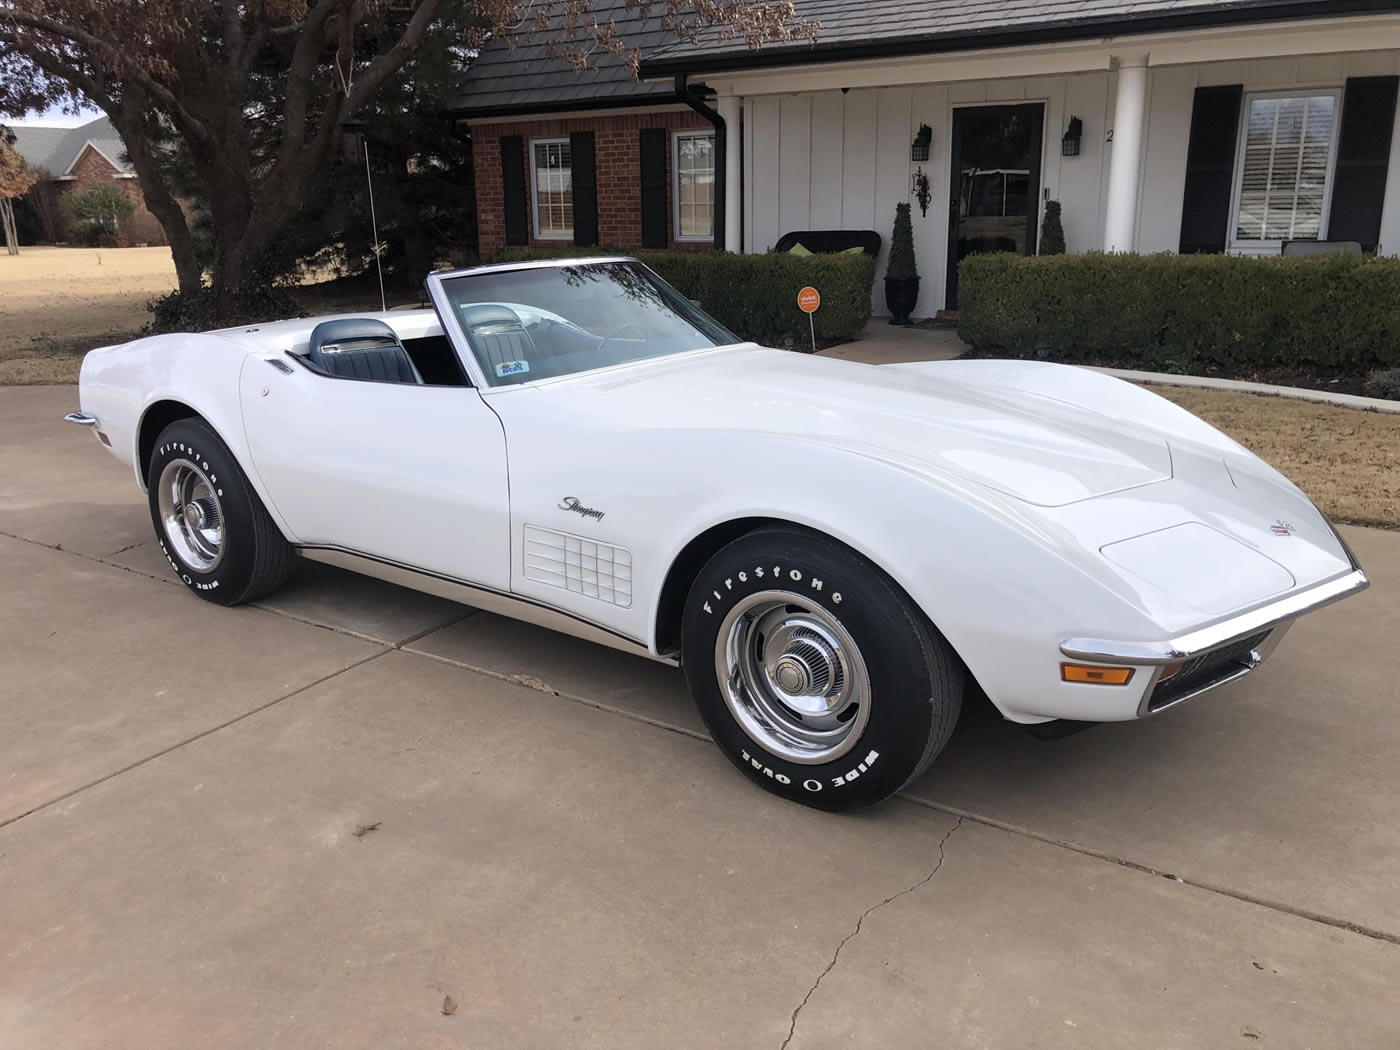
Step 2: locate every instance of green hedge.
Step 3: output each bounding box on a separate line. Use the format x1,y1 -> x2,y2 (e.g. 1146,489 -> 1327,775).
491,246 -> 875,346
957,252 -> 1400,371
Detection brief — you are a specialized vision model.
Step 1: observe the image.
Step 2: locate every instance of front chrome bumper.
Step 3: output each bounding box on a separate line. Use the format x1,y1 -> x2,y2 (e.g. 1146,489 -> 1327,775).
1060,569 -> 1369,666
1059,568 -> 1369,717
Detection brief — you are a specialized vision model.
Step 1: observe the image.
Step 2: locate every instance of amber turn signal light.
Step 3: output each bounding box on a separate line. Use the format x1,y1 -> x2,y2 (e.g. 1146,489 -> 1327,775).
1061,664 -> 1135,685
1157,662 -> 1185,683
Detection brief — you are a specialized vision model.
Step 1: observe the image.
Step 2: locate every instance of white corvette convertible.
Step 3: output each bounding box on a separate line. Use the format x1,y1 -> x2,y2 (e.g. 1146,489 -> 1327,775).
68,257 -> 1367,810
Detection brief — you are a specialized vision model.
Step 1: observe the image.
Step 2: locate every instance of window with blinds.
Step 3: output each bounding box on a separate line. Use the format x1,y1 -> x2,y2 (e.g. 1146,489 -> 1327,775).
672,130 -> 715,240
1232,92 -> 1340,245
531,138 -> 573,239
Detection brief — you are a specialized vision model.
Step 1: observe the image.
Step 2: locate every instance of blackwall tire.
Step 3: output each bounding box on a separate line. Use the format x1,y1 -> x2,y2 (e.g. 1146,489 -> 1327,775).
146,418 -> 292,606
681,528 -> 962,812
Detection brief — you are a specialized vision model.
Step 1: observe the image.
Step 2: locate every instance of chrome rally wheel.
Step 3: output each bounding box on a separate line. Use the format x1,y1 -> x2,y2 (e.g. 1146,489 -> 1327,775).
716,591 -> 871,764
145,417 -> 291,605
682,528 -> 963,812
156,458 -> 225,573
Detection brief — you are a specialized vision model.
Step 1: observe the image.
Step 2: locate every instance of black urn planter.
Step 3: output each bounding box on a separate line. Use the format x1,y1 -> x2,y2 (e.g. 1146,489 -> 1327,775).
885,276 -> 920,326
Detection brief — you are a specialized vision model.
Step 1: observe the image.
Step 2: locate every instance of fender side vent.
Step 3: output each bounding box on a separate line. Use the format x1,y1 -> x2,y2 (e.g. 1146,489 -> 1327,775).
523,526 -> 632,608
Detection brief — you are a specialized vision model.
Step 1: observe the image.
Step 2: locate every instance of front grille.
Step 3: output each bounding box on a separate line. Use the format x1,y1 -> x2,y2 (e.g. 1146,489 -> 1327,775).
1147,631 -> 1271,712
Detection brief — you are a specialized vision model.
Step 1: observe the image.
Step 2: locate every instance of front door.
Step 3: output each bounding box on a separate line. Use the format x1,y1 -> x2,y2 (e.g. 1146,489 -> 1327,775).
946,103 -> 1045,309
240,362 -> 512,591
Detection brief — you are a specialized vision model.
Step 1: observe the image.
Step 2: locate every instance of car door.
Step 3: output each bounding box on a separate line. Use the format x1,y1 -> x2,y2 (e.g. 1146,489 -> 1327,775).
238,355 -> 510,591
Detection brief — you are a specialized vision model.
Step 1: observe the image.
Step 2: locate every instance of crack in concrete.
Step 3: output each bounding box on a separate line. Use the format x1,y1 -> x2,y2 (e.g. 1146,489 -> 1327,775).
779,817 -> 964,1050
8,527 -> 1400,948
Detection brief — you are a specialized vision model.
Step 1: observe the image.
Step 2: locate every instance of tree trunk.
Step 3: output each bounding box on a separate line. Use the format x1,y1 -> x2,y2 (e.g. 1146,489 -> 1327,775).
1,198 -> 18,256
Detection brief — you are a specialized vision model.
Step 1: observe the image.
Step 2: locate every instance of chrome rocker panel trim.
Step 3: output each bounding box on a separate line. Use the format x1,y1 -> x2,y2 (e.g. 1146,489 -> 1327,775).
1061,569 -> 1369,666
297,545 -> 678,665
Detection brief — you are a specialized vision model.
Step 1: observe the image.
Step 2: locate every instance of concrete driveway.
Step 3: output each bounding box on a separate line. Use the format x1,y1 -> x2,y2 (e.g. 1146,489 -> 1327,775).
2,385 -> 1397,1049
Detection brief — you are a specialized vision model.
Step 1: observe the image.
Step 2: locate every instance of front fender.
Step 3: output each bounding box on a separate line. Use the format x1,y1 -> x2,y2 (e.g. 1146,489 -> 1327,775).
641,431 -> 1168,724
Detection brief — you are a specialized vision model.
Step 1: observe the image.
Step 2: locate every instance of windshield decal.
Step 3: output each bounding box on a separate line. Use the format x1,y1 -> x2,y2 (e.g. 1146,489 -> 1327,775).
495,360 -> 530,377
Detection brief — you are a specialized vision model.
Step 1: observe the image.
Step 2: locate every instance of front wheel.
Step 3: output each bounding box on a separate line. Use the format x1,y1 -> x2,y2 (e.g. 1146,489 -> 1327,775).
681,528 -> 962,811
146,417 -> 292,605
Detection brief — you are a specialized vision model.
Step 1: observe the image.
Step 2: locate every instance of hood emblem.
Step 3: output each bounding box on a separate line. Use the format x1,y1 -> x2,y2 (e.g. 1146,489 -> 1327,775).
1271,520 -> 1295,537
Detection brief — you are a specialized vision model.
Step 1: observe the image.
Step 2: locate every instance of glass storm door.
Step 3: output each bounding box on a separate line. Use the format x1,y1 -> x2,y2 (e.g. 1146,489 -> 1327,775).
947,103 -> 1045,309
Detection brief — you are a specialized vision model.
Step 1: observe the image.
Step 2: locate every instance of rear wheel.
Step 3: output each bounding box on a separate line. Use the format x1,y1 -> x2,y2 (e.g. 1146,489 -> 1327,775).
146,418 -> 292,605
681,528 -> 962,811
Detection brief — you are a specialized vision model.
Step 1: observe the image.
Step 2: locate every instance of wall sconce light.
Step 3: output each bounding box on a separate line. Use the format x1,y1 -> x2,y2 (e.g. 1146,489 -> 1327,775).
911,123 -> 932,163
1062,116 -> 1083,157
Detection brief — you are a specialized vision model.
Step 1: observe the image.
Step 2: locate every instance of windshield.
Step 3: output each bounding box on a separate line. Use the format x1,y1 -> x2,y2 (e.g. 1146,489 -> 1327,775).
438,260 -> 738,386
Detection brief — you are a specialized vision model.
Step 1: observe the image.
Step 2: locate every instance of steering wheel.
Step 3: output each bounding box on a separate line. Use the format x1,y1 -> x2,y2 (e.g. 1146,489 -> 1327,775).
596,322 -> 647,354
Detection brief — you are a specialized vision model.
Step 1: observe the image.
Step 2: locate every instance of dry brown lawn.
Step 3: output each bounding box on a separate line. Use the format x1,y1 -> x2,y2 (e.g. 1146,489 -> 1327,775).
0,245 -> 177,384
1154,385 -> 1400,529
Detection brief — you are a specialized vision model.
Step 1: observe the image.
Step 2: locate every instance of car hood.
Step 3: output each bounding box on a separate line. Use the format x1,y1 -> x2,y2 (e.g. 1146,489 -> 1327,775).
560,346 -> 1172,507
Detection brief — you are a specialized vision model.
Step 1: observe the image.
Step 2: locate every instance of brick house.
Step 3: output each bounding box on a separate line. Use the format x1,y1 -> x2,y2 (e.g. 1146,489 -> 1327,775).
453,0 -> 1400,318
446,0 -> 724,257
10,117 -> 166,245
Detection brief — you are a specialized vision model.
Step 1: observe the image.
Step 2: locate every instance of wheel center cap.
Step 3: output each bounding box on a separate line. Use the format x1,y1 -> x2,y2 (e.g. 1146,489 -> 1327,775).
772,656 -> 812,695
184,502 -> 205,529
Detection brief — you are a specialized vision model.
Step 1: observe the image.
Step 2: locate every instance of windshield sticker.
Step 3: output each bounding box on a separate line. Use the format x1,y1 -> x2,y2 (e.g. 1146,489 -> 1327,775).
496,360 -> 530,377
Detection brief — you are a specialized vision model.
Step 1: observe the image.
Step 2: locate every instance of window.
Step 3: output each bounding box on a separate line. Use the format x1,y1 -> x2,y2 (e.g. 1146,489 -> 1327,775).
673,131 -> 715,241
531,138 -> 572,239
1230,91 -> 1341,248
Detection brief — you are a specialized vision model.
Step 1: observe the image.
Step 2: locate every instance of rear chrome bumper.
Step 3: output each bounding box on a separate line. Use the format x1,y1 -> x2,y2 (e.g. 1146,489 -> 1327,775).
1060,568 -> 1369,717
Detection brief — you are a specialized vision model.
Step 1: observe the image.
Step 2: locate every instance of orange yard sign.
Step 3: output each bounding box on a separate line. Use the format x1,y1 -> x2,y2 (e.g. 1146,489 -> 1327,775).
797,286 -> 821,313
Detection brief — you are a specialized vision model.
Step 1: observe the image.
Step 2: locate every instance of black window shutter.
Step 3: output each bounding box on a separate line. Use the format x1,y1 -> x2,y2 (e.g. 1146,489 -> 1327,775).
1179,84 -> 1243,254
570,131 -> 598,247
639,128 -> 668,249
500,135 -> 528,246
1328,76 -> 1398,252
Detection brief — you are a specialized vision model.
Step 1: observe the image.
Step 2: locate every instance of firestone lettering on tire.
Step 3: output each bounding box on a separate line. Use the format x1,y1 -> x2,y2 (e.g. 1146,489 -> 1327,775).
702,564 -> 841,615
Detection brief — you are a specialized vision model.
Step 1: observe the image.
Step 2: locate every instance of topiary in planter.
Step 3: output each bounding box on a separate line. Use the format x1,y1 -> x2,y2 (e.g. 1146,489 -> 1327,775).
1040,200 -> 1066,255
884,201 -> 919,325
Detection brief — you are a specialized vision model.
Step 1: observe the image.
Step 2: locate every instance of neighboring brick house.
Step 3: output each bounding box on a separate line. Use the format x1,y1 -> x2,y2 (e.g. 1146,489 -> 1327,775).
10,117 -> 166,245
445,0 -> 726,258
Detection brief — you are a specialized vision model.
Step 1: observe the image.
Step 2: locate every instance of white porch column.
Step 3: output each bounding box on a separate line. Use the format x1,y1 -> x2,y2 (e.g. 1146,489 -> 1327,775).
717,94 -> 742,252
1103,55 -> 1149,253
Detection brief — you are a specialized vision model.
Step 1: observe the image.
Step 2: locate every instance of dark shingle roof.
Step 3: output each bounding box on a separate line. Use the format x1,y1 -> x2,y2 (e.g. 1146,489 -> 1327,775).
448,0 -> 1395,116
445,0 -> 683,118
9,117 -> 130,176
640,0 -> 1396,76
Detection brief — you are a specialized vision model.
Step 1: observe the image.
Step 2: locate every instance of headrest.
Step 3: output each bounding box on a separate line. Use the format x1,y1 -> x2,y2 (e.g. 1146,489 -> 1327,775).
307,317 -> 402,356
458,304 -> 525,331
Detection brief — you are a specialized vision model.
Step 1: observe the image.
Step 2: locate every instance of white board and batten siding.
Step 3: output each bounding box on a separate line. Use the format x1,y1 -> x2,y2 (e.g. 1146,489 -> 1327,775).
742,49 -> 1400,317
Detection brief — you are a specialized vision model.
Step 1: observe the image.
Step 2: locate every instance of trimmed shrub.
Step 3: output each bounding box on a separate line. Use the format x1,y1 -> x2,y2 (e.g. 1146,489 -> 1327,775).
490,246 -> 876,346
958,252 -> 1400,371
1364,367 -> 1400,400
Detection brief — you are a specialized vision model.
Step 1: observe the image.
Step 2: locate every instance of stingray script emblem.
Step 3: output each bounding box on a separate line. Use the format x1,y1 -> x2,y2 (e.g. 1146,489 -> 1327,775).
1271,520 -> 1295,537
559,497 -> 605,521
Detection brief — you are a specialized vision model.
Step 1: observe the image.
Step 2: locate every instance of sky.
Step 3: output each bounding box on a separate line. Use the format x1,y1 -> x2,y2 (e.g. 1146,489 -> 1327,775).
8,103 -> 102,127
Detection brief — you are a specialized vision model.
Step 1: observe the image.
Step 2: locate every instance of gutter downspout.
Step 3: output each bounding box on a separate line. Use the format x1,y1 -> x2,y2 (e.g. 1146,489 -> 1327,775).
675,74 -> 726,252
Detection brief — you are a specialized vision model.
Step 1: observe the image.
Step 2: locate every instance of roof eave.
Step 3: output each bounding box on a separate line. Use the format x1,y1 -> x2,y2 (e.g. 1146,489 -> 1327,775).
441,89 -> 679,121
638,0 -> 1400,77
